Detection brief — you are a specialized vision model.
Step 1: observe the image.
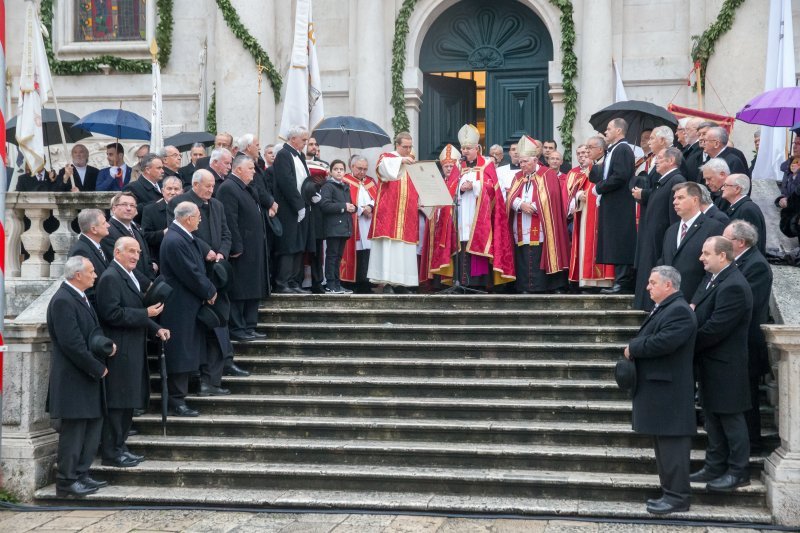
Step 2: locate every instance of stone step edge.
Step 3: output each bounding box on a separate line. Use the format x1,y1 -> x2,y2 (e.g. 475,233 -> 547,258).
149,376 -> 623,388
32,486 -> 770,523
152,357 -> 617,369
236,339 -> 627,349
256,323 -> 640,332
260,308 -> 645,316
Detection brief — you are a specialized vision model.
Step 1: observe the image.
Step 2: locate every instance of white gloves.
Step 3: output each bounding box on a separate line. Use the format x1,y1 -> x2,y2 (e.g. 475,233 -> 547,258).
297,208 -> 306,223
311,193 -> 322,204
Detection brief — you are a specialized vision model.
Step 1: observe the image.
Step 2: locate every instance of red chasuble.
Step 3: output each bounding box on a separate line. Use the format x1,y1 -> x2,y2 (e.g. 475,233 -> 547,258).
562,165 -> 588,214
339,173 -> 378,282
430,155 -> 515,284
568,165 -> 615,283
368,152 -> 419,243
506,165 -> 571,275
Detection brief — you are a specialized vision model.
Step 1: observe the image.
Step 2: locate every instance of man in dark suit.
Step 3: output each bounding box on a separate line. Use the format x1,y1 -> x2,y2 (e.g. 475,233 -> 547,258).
159,202 -> 218,416
208,148 -> 233,195
722,174 -> 767,255
124,153 -> 164,223
179,143 -> 207,188
95,237 -> 170,468
625,265 -> 697,514
69,209 -> 111,307
699,184 -> 730,225
159,145 -> 182,180
273,126 -> 312,294
217,155 -> 269,341
704,127 -> 750,178
724,220 -> 773,452
195,132 -> 234,172
141,176 -> 183,264
47,256 -> 111,497
102,192 -> 157,285
588,119 -> 636,294
15,167 -> 70,191
632,148 -> 685,310
700,158 -> 731,212
681,118 -> 704,183
690,236 -> 753,492
660,182 -> 725,302
96,143 -> 132,191
57,144 -> 99,191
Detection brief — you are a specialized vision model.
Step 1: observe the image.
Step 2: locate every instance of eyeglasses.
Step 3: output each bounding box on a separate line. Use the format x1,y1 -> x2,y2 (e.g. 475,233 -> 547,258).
721,183 -> 738,189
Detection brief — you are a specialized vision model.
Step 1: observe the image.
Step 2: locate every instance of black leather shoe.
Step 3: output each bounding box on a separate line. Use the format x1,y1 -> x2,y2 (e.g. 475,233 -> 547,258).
247,331 -> 267,339
707,473 -> 750,492
600,284 -> 622,294
293,287 -> 311,294
79,476 -> 108,490
56,480 -> 98,497
224,363 -> 250,377
689,466 -> 723,483
127,428 -> 138,437
170,405 -> 199,417
199,382 -> 231,396
273,286 -> 296,294
382,285 -> 395,294
230,334 -> 256,343
311,285 -> 325,294
101,454 -> 140,468
646,499 -> 689,515
124,451 -> 144,462
132,408 -> 146,417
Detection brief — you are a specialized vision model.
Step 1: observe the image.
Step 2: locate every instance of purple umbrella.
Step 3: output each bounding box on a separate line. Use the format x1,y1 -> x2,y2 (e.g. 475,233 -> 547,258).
736,86 -> 800,127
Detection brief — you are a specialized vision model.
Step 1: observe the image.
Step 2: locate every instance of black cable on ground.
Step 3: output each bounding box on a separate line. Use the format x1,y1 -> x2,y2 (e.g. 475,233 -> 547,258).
1,501 -> 797,531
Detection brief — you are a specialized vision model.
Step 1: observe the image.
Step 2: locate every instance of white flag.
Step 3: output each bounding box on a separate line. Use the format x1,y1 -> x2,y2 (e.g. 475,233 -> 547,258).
613,60 -> 628,103
278,0 -> 324,140
150,59 -> 164,151
16,0 -> 52,174
753,0 -> 796,181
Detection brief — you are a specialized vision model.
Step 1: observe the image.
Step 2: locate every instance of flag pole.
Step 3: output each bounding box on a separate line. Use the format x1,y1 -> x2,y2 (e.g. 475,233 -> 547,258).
256,64 -> 264,142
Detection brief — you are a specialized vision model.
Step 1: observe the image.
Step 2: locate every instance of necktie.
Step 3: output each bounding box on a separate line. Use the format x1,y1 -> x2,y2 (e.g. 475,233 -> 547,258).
679,222 -> 688,243
154,181 -> 161,194
82,294 -> 92,310
649,305 -> 659,317
115,168 -> 123,188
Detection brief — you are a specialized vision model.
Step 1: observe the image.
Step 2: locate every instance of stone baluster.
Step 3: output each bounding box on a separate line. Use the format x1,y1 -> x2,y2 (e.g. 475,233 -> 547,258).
49,205 -> 79,278
4,203 -> 25,278
19,207 -> 52,279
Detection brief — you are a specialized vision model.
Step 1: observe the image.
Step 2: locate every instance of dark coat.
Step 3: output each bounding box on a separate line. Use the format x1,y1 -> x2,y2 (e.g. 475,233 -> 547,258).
101,218 -> 156,285
692,264 -> 753,414
589,141 -> 636,264
682,142 -> 703,183
628,291 -> 698,436
169,190 -> 232,259
140,199 -> 170,263
47,283 -> 107,419
179,163 -> 197,188
15,172 -> 66,192
302,177 -> 325,245
703,204 -> 730,225
67,235 -> 109,308
216,175 -> 269,300
159,222 -> 217,373
634,170 -> 685,310
95,261 -> 160,409
660,213 -> 725,302
96,166 -> 132,191
715,147 -> 750,177
726,196 -> 767,255
272,144 -> 310,255
319,178 -> 353,239
124,178 -> 163,224
734,246 -> 773,375
57,165 -> 99,191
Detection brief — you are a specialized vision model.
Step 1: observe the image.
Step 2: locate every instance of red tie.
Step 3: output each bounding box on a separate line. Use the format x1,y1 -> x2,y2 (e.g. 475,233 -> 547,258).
115,168 -> 123,189
680,222 -> 688,243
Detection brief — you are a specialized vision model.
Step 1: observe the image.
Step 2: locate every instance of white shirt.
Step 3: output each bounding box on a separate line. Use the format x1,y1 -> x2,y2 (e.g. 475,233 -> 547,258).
174,220 -> 195,239
511,177 -> 540,244
80,233 -> 106,260
65,281 -> 88,300
355,181 -> 374,251
292,153 -> 308,193
114,259 -> 141,292
677,211 -> 702,247
457,165 -> 482,242
111,216 -> 134,235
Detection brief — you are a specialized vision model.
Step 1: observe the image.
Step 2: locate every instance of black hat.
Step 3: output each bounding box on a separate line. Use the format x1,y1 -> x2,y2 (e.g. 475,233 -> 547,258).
210,260 -> 233,291
143,278 -> 173,307
614,358 -> 637,393
88,327 -> 115,358
267,215 -> 283,237
197,304 -> 223,330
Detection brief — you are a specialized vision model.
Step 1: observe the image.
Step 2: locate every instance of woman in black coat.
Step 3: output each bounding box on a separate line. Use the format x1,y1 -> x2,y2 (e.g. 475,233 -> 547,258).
319,160 -> 355,293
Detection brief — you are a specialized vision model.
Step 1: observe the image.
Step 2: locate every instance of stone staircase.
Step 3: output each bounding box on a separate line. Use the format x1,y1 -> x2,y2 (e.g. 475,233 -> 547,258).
36,294 -> 774,523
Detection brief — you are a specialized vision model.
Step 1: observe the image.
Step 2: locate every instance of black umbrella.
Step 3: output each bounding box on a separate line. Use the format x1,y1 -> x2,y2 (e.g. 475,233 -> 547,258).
313,116 -> 391,152
5,108 -> 91,146
589,100 -> 678,145
164,131 -> 215,152
159,340 -> 169,436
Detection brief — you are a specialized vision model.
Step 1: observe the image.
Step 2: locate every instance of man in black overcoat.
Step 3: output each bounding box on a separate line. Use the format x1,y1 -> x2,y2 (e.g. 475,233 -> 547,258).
47,256 -> 111,497
659,182 -> 725,302
689,236 -> 753,492
159,202 -> 218,416
69,209 -> 110,308
721,173 -> 767,255
704,127 -> 750,178
216,155 -> 269,341
632,148 -> 685,310
124,154 -> 164,224
681,118 -> 703,183
700,158 -> 732,212
699,185 -> 730,226
102,192 -> 157,285
588,119 -> 636,293
141,176 -> 183,265
625,265 -> 697,515
95,237 -> 170,467
208,148 -> 233,196
273,127 -> 312,294
724,220 -> 773,452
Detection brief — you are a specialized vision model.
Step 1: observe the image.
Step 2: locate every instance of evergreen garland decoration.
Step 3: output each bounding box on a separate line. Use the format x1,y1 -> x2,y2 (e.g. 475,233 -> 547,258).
215,0 -> 282,102
41,0 -> 173,75
390,0 -> 418,136
691,0 -> 746,90
207,86 -> 217,135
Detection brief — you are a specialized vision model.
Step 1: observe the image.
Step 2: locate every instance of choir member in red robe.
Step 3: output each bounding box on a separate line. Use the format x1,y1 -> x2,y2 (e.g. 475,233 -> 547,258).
340,155 -> 378,293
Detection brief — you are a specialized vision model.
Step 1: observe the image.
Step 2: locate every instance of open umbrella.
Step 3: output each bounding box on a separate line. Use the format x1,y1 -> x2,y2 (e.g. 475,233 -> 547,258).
737,87 -> 800,127
6,108 -> 91,146
313,116 -> 391,152
589,100 -> 678,145
164,131 -> 215,152
75,108 -> 151,140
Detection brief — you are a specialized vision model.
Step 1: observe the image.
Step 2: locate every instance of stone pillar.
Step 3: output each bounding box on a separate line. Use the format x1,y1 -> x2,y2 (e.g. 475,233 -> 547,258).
577,0 -> 613,143
762,325 -> 800,527
19,208 -> 52,279
355,0 -> 389,132
5,206 -> 24,278
48,205 -> 79,279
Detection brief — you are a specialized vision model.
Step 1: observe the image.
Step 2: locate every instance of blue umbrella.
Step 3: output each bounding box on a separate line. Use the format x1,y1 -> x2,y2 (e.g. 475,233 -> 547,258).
312,116 -> 391,150
75,108 -> 151,141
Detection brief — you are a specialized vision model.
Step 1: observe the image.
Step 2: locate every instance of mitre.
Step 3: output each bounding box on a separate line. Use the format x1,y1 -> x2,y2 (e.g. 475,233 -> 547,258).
439,144 -> 458,164
457,124 -> 480,147
517,135 -> 538,158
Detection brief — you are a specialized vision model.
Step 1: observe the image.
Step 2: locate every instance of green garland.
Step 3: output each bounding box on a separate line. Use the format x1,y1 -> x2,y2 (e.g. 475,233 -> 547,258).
389,1 -> 578,155
41,0 -> 173,75
691,0 -> 746,90
215,0 -> 282,102
206,86 -> 217,135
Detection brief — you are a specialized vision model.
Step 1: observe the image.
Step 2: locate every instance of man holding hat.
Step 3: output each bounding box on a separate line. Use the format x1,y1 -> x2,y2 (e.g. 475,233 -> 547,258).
47,256 -> 114,497
624,265 -> 697,515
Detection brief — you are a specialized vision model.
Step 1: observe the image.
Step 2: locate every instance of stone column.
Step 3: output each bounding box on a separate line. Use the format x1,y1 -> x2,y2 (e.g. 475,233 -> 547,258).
355,0 -> 389,132
577,0 -> 613,143
19,208 -> 52,279
5,205 -> 24,278
762,325 -> 800,527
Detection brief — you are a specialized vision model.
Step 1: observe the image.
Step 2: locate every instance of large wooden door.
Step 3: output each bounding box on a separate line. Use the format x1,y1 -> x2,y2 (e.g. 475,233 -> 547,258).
419,74 -> 476,161
485,69 -> 552,151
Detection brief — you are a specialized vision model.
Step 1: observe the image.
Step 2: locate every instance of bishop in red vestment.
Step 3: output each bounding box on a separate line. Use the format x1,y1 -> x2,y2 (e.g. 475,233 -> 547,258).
340,156 -> 378,292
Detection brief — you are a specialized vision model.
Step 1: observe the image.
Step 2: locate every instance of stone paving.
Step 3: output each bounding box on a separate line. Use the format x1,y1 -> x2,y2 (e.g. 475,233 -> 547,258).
0,509 -> 771,532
